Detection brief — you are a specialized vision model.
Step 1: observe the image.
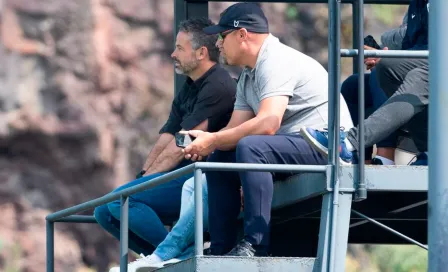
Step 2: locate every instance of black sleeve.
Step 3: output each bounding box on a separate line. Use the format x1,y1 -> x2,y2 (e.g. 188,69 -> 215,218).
181,81 -> 234,132
159,97 -> 182,135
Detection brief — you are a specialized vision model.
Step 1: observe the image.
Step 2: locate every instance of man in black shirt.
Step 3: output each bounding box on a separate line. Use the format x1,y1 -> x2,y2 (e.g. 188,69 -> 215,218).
95,18 -> 236,272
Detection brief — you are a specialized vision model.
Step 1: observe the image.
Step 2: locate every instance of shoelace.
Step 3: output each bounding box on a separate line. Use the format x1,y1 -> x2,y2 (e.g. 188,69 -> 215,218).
320,127 -> 346,140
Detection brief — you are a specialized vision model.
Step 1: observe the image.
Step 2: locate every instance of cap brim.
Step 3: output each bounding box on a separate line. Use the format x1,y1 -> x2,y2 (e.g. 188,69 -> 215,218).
203,24 -> 231,35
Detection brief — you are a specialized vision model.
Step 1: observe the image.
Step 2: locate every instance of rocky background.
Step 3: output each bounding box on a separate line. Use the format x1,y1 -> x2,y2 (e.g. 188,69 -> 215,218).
0,1 -> 418,271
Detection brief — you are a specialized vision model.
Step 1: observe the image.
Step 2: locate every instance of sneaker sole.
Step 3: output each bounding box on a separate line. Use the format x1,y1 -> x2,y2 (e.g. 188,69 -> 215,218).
300,127 -> 351,166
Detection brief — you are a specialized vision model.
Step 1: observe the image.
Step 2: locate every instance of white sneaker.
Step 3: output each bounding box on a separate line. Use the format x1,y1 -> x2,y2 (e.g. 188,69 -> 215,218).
109,254 -> 162,272
136,258 -> 182,272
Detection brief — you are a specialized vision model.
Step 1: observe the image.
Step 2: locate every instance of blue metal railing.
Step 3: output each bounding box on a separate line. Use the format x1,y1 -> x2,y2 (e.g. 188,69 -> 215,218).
45,163 -> 327,272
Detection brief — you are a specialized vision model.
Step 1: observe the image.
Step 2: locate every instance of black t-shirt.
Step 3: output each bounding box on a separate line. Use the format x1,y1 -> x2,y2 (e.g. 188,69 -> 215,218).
159,64 -> 236,135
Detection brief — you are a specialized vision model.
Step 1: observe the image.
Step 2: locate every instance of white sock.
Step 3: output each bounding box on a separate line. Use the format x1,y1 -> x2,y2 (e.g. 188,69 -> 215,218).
374,155 -> 395,165
344,138 -> 355,152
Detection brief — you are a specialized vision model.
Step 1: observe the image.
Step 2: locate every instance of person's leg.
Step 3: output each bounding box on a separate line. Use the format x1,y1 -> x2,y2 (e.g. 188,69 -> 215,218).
106,171 -> 193,253
345,58 -> 429,150
234,135 -> 327,254
94,204 -> 154,256
206,150 -> 241,255
300,59 -> 428,164
369,68 -> 397,163
340,73 -> 374,162
151,173 -> 208,261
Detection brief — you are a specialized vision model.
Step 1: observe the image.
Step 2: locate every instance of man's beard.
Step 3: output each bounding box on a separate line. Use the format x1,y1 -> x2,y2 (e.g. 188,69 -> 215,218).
174,58 -> 199,75
219,54 -> 228,65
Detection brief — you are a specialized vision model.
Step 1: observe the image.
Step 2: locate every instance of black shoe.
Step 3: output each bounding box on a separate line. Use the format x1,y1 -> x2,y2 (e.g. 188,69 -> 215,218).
371,157 -> 384,165
203,248 -> 212,256
225,240 -> 268,257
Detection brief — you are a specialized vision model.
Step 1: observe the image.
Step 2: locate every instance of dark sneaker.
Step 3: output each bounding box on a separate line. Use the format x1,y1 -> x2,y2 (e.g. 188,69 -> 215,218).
225,240 -> 268,257
300,127 -> 354,165
371,157 -> 384,165
410,153 -> 428,166
203,248 -> 212,256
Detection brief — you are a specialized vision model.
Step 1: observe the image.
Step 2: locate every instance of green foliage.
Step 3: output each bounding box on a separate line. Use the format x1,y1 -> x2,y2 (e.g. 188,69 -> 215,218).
286,5 -> 299,20
371,5 -> 406,26
370,245 -> 427,272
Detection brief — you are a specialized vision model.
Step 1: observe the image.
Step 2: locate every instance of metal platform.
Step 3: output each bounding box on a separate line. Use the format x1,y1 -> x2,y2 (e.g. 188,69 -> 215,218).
148,166 -> 428,272
156,256 -> 316,272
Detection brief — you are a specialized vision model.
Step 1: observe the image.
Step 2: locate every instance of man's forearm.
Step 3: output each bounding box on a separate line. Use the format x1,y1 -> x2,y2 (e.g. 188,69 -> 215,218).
146,140 -> 184,175
214,115 -> 279,148
142,133 -> 174,171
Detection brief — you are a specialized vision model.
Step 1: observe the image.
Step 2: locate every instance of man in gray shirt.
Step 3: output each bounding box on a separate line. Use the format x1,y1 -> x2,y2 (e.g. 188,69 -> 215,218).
181,3 -> 353,256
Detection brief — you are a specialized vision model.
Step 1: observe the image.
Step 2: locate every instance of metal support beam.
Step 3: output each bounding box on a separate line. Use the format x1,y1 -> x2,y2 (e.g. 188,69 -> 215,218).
355,0 -> 367,202
46,220 -> 54,272
315,193 -> 332,271
332,193 -> 353,271
120,195 -> 129,272
341,49 -> 429,58
186,1 -> 209,19
327,0 -> 343,269
315,191 -> 352,271
352,1 -> 360,73
428,0 -> 448,270
352,210 -> 428,250
55,215 -> 97,223
195,162 -> 327,173
194,168 -> 204,256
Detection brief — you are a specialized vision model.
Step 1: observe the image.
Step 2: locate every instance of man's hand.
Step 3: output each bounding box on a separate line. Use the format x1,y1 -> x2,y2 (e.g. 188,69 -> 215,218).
181,130 -> 217,161
364,45 -> 388,70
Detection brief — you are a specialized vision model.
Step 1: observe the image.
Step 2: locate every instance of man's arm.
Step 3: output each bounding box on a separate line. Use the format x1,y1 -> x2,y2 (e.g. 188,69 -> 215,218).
380,11 -> 408,50
145,119 -> 209,175
141,133 -> 174,171
216,109 -> 255,151
214,96 -> 288,148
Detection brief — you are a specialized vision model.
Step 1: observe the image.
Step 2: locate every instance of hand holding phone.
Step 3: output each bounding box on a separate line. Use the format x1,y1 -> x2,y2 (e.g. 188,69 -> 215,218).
175,132 -> 196,148
363,35 -> 381,50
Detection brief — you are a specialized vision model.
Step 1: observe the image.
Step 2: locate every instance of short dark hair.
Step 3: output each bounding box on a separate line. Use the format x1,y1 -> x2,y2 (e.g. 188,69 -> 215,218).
178,18 -> 220,62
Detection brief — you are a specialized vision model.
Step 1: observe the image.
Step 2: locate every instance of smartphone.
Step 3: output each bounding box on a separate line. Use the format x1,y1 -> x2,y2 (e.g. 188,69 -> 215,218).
175,132 -> 196,148
363,35 -> 381,50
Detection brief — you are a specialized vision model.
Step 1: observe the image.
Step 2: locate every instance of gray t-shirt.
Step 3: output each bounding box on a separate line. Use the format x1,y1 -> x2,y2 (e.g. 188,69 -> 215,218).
235,34 -> 353,134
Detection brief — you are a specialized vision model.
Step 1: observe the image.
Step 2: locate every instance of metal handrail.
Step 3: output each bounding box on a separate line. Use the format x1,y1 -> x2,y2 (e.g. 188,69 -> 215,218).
45,163 -> 327,272
341,49 -> 429,58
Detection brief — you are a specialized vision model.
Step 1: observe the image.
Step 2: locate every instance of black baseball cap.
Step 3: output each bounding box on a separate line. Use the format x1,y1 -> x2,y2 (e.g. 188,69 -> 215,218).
203,3 -> 269,35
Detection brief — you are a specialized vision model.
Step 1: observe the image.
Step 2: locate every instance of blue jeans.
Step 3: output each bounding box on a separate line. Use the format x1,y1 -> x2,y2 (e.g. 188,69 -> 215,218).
341,68 -> 397,160
153,174 -> 208,260
94,162 -> 193,257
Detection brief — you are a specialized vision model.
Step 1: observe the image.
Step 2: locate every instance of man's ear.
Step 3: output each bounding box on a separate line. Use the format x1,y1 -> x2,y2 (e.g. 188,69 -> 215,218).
238,28 -> 248,41
196,46 -> 207,60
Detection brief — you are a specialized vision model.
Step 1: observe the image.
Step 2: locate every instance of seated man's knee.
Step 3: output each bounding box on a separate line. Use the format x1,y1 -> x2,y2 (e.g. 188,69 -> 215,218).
106,200 -> 122,219
236,136 -> 261,162
375,58 -> 401,84
341,74 -> 359,101
94,204 -> 112,224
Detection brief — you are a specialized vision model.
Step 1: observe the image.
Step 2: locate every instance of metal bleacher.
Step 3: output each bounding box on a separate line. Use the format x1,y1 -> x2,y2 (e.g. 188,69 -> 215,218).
45,0 -> 448,272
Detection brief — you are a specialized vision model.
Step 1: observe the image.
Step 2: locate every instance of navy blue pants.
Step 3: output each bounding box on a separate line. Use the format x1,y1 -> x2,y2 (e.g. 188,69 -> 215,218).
205,134 -> 326,254
341,68 -> 397,160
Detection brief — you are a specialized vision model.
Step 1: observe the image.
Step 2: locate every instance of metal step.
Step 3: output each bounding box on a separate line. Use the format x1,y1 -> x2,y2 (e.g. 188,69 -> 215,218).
154,256 -> 316,272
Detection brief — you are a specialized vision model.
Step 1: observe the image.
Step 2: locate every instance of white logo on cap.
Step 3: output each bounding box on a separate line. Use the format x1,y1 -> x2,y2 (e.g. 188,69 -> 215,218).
234,20 -> 239,27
